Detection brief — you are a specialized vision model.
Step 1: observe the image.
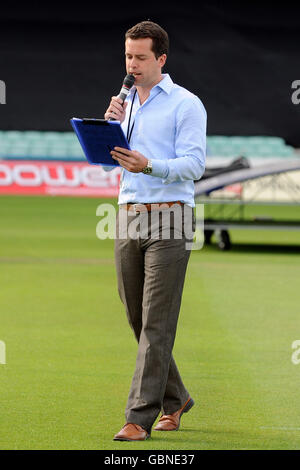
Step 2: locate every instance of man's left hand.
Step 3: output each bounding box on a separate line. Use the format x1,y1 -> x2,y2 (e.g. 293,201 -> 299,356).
111,147 -> 148,173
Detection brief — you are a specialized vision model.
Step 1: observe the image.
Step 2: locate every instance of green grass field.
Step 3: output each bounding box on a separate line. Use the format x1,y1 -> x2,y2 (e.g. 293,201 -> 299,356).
0,195 -> 300,450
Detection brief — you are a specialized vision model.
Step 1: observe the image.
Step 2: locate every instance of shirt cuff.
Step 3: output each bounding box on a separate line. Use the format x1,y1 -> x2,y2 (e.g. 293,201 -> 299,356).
150,159 -> 169,179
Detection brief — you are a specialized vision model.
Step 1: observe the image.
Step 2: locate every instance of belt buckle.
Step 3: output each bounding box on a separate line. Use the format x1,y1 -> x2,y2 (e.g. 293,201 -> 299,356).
133,203 -> 148,213
128,203 -> 140,214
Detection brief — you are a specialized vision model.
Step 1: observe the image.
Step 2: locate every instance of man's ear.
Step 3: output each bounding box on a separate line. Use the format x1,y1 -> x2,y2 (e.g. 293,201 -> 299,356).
158,54 -> 167,68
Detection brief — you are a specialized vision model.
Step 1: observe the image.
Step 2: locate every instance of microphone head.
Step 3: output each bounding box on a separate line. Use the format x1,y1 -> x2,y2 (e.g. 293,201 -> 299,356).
117,74 -> 136,105
123,74 -> 135,89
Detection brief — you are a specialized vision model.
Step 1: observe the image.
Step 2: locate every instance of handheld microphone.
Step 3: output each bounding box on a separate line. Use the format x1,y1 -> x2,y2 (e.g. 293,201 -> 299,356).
109,74 -> 135,121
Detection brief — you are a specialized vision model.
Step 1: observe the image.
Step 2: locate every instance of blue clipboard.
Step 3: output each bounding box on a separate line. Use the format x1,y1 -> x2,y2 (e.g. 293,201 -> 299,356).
70,118 -> 130,166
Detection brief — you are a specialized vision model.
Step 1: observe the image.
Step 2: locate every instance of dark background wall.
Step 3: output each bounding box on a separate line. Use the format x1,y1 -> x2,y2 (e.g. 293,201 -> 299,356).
0,1 -> 299,145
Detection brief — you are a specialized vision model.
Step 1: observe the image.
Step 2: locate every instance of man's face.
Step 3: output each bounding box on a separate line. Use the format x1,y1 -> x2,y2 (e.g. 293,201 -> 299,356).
125,38 -> 166,88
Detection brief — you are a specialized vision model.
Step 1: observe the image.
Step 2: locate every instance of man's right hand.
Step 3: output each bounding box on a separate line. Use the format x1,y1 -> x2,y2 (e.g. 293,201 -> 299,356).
104,96 -> 128,122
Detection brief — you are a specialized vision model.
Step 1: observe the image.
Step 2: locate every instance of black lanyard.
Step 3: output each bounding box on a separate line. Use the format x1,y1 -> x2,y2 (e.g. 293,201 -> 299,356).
126,88 -> 138,144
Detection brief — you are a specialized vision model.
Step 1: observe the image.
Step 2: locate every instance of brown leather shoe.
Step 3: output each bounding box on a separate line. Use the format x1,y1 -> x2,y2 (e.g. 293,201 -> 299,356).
113,423 -> 150,441
154,397 -> 194,431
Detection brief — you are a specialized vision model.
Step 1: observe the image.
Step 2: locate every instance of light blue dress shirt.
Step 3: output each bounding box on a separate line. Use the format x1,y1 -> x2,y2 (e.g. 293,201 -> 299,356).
104,73 -> 206,207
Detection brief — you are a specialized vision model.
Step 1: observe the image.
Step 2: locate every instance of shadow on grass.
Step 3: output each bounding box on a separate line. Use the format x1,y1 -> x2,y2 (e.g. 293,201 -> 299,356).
153,427 -> 249,435
149,427 -> 253,447
204,243 -> 300,255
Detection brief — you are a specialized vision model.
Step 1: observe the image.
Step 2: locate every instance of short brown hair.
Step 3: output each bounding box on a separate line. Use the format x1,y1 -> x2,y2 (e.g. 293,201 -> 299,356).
125,21 -> 169,59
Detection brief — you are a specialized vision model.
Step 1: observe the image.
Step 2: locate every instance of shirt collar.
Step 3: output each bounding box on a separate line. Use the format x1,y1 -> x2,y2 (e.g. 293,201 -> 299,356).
129,73 -> 173,97
154,74 -> 173,95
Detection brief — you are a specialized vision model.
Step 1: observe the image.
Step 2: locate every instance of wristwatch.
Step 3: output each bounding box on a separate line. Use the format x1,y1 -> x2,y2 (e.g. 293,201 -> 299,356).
142,159 -> 152,175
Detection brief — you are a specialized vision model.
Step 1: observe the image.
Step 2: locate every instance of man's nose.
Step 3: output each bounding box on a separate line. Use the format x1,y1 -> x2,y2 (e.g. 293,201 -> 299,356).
128,58 -> 138,69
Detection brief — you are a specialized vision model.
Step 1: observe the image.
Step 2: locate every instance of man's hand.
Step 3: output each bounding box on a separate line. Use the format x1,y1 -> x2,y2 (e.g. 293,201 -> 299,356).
111,147 -> 148,173
104,97 -> 128,123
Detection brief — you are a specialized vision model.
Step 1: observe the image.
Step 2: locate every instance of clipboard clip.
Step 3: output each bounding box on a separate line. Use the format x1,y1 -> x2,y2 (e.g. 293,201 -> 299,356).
82,118 -> 109,125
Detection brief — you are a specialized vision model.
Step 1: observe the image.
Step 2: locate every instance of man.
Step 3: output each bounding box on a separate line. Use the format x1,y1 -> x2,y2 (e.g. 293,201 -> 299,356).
104,21 -> 206,441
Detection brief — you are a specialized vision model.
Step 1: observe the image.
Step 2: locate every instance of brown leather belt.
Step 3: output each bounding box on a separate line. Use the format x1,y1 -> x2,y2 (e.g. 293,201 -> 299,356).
121,201 -> 184,212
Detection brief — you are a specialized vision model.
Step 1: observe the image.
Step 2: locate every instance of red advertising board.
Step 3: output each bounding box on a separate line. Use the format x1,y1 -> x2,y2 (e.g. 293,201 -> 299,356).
0,160 -> 121,197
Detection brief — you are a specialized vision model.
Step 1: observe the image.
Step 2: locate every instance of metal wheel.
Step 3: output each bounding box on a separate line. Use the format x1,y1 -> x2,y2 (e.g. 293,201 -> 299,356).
216,229 -> 231,250
204,229 -> 214,245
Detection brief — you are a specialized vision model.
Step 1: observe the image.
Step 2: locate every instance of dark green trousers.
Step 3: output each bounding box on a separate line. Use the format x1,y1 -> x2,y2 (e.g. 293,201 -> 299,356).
114,205 -> 194,433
